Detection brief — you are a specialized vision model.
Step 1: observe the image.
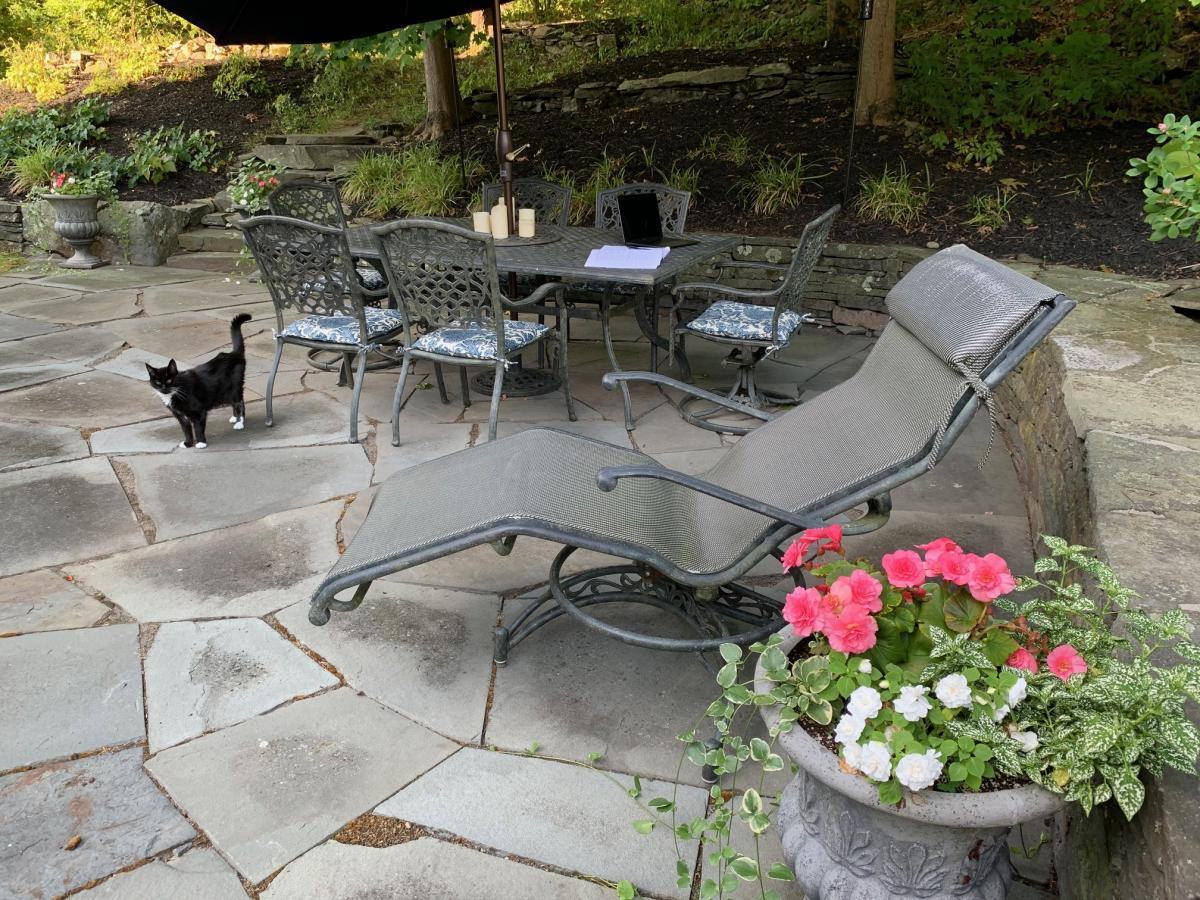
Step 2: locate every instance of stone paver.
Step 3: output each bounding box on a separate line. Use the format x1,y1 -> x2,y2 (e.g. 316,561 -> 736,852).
0,419 -> 89,471
3,324 -> 126,364
107,311 -> 263,358
0,748 -> 196,900
0,282 -> 77,310
146,688 -> 457,883
120,444 -> 371,540
0,624 -> 143,770
262,838 -> 610,899
6,289 -> 140,325
67,501 -> 343,621
0,570 -> 108,636
0,311 -> 61,341
90,393 -> 366,455
0,457 -> 145,576
145,617 -> 339,751
370,421 -> 474,483
0,370 -> 165,428
140,283 -> 263,316
34,265 -> 202,291
277,585 -> 498,742
486,603 -> 725,784
0,361 -> 89,393
376,748 -> 706,899
75,847 -> 248,899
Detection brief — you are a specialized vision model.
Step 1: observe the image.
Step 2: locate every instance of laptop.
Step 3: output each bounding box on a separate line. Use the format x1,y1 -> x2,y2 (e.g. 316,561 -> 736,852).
617,193 -> 698,249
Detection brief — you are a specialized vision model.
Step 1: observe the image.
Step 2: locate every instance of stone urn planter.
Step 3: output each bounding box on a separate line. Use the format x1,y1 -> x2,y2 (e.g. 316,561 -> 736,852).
44,193 -> 107,269
755,631 -> 1064,900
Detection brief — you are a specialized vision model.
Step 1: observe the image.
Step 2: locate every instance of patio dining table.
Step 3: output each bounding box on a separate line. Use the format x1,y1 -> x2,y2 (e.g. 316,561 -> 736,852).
358,222 -> 739,429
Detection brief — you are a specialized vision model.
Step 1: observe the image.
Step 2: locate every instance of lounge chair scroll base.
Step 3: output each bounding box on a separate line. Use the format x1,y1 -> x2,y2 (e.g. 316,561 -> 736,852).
308,245 -> 1074,664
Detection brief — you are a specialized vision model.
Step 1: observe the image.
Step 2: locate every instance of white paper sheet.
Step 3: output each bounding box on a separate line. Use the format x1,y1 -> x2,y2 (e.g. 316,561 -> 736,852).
584,244 -> 670,270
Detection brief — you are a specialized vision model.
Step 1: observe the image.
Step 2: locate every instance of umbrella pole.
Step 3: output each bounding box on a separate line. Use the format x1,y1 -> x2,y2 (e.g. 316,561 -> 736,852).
492,0 -> 515,233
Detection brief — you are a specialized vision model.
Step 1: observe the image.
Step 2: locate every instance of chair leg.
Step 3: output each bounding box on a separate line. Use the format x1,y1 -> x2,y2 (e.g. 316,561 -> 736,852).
434,363 -> 449,403
348,348 -> 369,444
600,296 -> 633,430
459,365 -> 472,409
556,328 -> 576,423
265,339 -> 284,427
487,359 -> 505,441
391,354 -> 412,447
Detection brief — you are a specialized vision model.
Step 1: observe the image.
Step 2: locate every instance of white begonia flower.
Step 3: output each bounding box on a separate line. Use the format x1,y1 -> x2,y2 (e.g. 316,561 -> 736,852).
894,749 -> 944,791
842,741 -> 864,771
992,704 -> 1010,723
847,685 -> 883,720
857,741 -> 892,782
894,685 -> 932,722
1007,676 -> 1028,708
934,673 -> 973,709
857,659 -> 873,674
834,713 -> 866,746
1009,729 -> 1039,753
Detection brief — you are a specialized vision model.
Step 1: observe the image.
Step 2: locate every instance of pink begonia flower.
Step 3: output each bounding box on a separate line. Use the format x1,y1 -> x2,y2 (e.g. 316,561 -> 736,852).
780,524 -> 844,571
881,549 -> 925,589
939,550 -> 973,586
1158,122 -> 1169,132
1006,647 -> 1039,674
918,537 -> 963,577
825,606 -> 878,654
828,569 -> 884,614
1046,645 -> 1088,681
966,553 -> 1016,602
783,587 -> 823,638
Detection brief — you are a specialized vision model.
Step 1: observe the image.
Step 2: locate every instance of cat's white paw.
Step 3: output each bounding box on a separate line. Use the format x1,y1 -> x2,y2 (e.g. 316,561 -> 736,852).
229,415 -> 238,423
232,419 -> 245,430
178,441 -> 188,449
195,442 -> 207,449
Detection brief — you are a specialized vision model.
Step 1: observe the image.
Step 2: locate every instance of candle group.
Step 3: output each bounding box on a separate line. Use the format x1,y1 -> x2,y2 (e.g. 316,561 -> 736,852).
472,205 -> 537,240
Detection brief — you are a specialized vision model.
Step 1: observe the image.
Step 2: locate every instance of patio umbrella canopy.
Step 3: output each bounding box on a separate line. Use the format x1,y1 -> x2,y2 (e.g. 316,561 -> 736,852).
153,0 -> 520,222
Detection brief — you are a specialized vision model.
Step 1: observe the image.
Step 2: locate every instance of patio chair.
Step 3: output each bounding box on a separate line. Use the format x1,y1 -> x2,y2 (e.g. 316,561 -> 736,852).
374,219 -> 575,446
670,205 -> 839,434
595,182 -> 691,235
307,245 -> 1073,668
483,178 -> 573,227
236,215 -> 405,444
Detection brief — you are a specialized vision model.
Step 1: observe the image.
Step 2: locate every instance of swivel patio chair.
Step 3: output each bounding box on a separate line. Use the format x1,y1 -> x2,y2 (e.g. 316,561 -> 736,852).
307,245 -> 1073,668
671,205 -> 839,434
483,178 -> 573,227
374,219 -> 576,446
236,215 -> 405,444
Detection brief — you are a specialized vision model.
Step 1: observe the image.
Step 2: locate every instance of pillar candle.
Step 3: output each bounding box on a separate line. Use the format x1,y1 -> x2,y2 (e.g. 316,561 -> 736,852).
472,211 -> 491,234
518,208 -> 536,238
490,202 -> 509,240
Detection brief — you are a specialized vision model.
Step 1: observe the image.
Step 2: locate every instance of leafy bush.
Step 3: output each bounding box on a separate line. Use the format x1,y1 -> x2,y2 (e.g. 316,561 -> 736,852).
2,41 -> 68,101
541,151 -> 630,225
342,145 -> 477,217
738,153 -> 827,216
1127,114 -> 1200,242
965,187 -> 1016,233
84,44 -> 161,96
122,125 -> 223,186
42,168 -> 117,198
228,158 -> 284,212
689,133 -> 753,167
213,51 -> 269,101
8,142 -> 117,195
855,164 -> 931,231
0,99 -> 109,166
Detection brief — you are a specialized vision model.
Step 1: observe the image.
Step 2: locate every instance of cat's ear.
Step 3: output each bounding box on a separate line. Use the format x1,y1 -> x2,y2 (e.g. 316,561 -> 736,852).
144,363 -> 156,377
166,359 -> 178,376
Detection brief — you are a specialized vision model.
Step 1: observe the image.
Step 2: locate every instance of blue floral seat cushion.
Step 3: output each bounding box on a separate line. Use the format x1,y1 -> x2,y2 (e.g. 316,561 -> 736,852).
356,264 -> 386,291
412,320 -> 550,361
280,307 -> 405,345
685,300 -> 803,343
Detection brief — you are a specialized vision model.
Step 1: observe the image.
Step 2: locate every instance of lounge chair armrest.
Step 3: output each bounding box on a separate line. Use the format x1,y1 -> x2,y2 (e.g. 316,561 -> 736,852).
601,371 -> 774,421
502,280 -> 566,309
671,281 -> 780,301
715,260 -> 789,272
596,466 -> 823,530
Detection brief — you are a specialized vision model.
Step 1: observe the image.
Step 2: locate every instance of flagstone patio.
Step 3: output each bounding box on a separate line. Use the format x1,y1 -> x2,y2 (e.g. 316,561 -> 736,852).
1,256 -> 1161,899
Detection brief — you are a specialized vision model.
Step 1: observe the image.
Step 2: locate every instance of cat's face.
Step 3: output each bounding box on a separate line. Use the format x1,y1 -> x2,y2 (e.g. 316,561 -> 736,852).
145,360 -> 179,399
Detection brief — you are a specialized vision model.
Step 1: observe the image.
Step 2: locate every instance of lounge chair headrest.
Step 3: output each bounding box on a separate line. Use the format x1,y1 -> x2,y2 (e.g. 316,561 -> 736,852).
886,245 -> 1058,374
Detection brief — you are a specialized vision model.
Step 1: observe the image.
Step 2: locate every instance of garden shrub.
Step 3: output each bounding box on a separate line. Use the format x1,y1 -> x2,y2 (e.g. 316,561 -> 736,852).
213,51 -> 269,101
122,125 -> 223,186
738,153 -> 828,215
1128,114 -> 1200,242
855,164 -> 931,231
84,43 -> 161,95
342,145 -> 478,217
1,40 -> 68,100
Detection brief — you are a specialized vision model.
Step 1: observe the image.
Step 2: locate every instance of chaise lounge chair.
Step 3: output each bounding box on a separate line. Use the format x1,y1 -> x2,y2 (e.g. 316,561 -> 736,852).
307,245 -> 1073,663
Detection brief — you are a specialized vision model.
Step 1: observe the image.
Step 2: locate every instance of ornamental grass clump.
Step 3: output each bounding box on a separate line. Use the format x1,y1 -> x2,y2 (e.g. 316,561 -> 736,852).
640,533 -> 1199,897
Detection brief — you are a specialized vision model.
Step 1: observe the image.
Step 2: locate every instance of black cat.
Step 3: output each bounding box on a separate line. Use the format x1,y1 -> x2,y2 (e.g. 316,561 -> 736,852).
146,313 -> 252,449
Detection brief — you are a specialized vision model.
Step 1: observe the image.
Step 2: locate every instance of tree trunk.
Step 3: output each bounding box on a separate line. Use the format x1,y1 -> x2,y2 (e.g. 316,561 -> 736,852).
413,30 -> 460,141
853,0 -> 896,126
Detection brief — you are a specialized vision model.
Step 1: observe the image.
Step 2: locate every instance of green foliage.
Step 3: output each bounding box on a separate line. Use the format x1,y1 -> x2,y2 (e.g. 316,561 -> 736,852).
226,158 -> 283,213
0,98 -> 109,166
2,40 -> 68,100
542,151 -> 629,225
122,125 -> 223,186
901,0 -> 1194,140
854,164 -> 931,231
965,187 -> 1016,233
1127,114 -> 1200,241
83,43 -> 161,96
213,51 -> 269,101
689,133 -> 753,167
738,153 -> 826,216
342,145 -> 479,217
953,131 -> 1004,169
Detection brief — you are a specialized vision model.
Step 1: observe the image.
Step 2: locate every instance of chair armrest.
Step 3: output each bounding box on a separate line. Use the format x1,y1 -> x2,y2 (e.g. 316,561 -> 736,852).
601,371 -> 774,421
502,281 -> 566,309
672,281 -> 781,301
596,466 -> 822,530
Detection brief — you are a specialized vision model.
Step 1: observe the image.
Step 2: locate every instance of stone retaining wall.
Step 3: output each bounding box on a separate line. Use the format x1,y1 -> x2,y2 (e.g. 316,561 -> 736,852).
18,199 -> 192,267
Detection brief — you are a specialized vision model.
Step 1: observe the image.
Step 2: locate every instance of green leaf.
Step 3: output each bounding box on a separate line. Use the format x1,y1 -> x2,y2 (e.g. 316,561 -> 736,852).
982,629 -> 1020,667
632,820 -> 655,835
616,879 -> 637,900
1109,767 -> 1146,821
750,738 -> 770,762
877,779 -> 902,805
767,862 -> 796,882
730,856 -> 759,880
720,643 -> 743,663
944,593 -> 988,633
741,788 -> 763,816
716,663 -> 738,689
948,762 -> 968,781
763,753 -> 785,772
628,775 -> 642,799
649,797 -> 675,812
807,699 -> 833,726
1078,718 -> 1123,757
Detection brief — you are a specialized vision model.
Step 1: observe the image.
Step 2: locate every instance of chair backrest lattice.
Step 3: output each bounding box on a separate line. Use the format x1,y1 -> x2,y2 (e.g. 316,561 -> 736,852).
771,205 -> 839,338
595,182 -> 690,235
267,180 -> 348,229
373,219 -> 505,336
482,179 -> 573,227
237,216 -> 368,341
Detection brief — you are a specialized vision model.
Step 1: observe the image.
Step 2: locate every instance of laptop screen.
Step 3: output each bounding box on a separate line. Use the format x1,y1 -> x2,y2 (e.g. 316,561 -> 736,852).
617,193 -> 663,245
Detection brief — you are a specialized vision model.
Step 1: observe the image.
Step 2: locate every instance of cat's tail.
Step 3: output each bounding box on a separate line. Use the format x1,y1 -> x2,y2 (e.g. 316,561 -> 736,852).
230,313 -> 252,354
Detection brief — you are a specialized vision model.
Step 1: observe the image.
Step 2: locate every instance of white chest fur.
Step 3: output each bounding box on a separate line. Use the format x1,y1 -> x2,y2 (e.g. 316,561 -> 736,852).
156,391 -> 174,408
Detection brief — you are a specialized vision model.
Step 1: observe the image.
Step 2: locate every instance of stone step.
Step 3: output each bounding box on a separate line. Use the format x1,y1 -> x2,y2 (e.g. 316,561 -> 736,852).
164,251 -> 247,274
177,228 -> 246,253
250,142 -> 377,171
